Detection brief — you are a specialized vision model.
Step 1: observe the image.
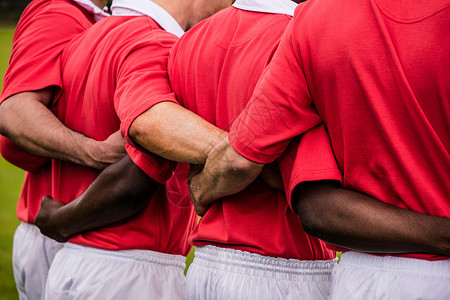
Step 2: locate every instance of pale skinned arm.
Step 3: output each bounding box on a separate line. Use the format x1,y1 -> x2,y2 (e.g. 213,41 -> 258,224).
130,102 -> 283,191
294,180 -> 450,256
129,102 -> 228,165
188,136 -> 264,216
0,88 -> 126,170
34,155 -> 159,242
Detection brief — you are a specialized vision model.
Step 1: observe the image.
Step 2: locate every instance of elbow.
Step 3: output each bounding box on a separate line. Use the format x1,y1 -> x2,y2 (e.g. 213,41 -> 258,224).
0,101 -> 11,137
128,118 -> 144,146
293,187 -> 329,239
296,205 -> 327,238
298,213 -> 327,239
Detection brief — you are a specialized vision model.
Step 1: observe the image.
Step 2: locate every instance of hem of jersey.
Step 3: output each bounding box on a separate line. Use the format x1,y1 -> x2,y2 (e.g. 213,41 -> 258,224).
287,169 -> 342,206
0,82 -> 62,105
229,136 -> 282,164
126,145 -> 174,184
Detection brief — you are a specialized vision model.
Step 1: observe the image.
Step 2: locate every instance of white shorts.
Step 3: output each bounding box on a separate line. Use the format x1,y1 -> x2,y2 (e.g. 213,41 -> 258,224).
45,243 -> 187,300
13,221 -> 64,300
187,245 -> 337,300
331,251 -> 450,300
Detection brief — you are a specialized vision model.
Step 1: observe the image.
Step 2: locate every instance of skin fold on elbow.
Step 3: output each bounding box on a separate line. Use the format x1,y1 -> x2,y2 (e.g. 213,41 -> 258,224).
292,181 -> 340,239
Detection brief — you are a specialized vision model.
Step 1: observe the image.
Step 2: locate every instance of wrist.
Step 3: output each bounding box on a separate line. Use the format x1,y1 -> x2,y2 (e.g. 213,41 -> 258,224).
82,138 -> 106,169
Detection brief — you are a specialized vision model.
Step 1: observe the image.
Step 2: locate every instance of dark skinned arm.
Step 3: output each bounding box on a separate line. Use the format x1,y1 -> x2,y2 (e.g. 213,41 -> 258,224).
294,180 -> 450,256
34,155 -> 160,242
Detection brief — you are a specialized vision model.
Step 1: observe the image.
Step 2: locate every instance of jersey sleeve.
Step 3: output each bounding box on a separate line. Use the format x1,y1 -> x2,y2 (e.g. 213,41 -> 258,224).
115,35 -> 179,148
228,11 -> 321,163
0,136 -> 49,172
278,124 -> 342,211
1,10 -> 92,104
115,33 -> 179,183
125,144 -> 175,184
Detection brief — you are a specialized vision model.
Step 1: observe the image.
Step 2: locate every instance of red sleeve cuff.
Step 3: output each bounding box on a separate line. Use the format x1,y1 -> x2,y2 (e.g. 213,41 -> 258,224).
0,135 -> 50,172
125,144 -> 175,184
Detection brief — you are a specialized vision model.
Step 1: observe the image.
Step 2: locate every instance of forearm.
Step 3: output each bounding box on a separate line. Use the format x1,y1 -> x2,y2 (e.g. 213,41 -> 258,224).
0,92 -> 123,169
189,137 -> 263,215
35,155 -> 159,241
129,102 -> 227,165
295,181 -> 450,256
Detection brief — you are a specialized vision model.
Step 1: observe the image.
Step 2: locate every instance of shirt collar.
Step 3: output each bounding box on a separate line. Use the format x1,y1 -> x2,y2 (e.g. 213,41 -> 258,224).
233,0 -> 297,17
73,0 -> 110,21
110,0 -> 185,37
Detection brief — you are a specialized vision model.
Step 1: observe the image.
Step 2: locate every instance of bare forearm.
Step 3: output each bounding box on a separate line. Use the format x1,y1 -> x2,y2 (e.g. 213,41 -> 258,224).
295,181 -> 450,256
0,92 -> 125,169
129,102 -> 227,165
35,155 -> 159,241
189,137 -> 263,215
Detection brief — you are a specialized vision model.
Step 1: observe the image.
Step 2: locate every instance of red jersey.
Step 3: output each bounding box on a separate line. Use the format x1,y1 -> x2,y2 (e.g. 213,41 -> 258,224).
230,0 -> 450,260
52,15 -> 195,255
168,7 -> 336,260
0,0 -> 98,223
278,124 -> 342,210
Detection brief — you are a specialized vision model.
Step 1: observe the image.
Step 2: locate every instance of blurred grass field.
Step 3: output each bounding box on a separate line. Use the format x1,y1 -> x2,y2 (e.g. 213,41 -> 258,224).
0,26 -> 22,300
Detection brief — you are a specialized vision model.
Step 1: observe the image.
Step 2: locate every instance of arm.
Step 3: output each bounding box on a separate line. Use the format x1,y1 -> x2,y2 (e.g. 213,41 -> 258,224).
0,89 -> 126,170
294,180 -> 450,256
130,101 -> 282,192
188,136 -> 264,216
258,162 -> 284,192
129,101 -> 227,165
34,155 -> 158,242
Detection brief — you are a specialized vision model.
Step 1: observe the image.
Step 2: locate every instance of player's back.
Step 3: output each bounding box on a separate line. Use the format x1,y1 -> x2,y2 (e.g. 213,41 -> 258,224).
169,6 -> 335,260
295,0 -> 450,218
244,0 -> 450,260
51,16 -> 195,255
0,0 -> 97,223
169,7 -> 290,130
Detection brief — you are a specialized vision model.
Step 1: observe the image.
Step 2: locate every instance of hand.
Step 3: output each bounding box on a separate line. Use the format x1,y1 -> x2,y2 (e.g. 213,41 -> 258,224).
259,162 -> 284,192
34,195 -> 68,242
188,165 -> 210,216
89,131 -> 127,169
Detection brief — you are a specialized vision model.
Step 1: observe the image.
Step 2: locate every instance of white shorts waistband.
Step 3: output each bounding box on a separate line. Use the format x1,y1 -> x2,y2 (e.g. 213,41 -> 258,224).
64,242 -> 186,270
18,221 -> 40,234
339,251 -> 450,276
194,245 -> 336,281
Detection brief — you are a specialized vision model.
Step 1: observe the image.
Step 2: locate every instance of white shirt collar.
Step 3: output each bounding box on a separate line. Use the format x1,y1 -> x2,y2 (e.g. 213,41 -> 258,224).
110,0 -> 185,37
233,0 -> 297,17
73,0 -> 110,21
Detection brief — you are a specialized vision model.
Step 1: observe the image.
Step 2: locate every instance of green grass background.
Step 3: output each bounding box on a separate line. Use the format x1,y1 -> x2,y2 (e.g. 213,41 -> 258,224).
0,26 -> 22,300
